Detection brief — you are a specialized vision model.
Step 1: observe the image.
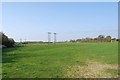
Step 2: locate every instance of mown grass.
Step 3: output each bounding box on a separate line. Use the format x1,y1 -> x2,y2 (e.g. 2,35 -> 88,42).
2,42 -> 118,78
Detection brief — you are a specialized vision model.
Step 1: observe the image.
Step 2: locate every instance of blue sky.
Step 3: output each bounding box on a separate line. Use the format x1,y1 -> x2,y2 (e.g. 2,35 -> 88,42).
2,2 -> 118,42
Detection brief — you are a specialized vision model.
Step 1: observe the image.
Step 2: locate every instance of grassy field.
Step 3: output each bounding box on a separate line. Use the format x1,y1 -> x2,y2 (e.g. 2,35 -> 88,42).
2,42 -> 118,78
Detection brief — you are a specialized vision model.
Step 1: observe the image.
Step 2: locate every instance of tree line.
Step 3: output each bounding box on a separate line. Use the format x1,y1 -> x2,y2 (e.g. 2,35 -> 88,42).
0,32 -> 119,47
70,35 -> 119,42
0,32 -> 15,47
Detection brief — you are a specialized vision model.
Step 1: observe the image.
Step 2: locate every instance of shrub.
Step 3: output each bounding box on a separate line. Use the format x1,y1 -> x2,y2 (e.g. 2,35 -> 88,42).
0,32 -> 15,47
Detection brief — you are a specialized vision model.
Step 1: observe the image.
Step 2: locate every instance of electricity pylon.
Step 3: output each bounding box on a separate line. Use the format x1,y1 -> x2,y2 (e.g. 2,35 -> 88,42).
54,33 -> 57,43
48,32 -> 51,42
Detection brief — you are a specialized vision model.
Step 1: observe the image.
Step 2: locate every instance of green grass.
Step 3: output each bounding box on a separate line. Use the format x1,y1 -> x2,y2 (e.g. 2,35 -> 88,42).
2,42 -> 118,78
105,69 -> 118,76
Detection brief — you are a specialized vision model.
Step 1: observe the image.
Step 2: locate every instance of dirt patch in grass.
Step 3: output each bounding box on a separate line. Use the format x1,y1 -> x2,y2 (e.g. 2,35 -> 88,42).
65,60 -> 118,78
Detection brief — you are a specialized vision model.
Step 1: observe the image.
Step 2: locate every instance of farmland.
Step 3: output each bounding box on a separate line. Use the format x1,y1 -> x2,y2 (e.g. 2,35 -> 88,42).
2,42 -> 118,78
